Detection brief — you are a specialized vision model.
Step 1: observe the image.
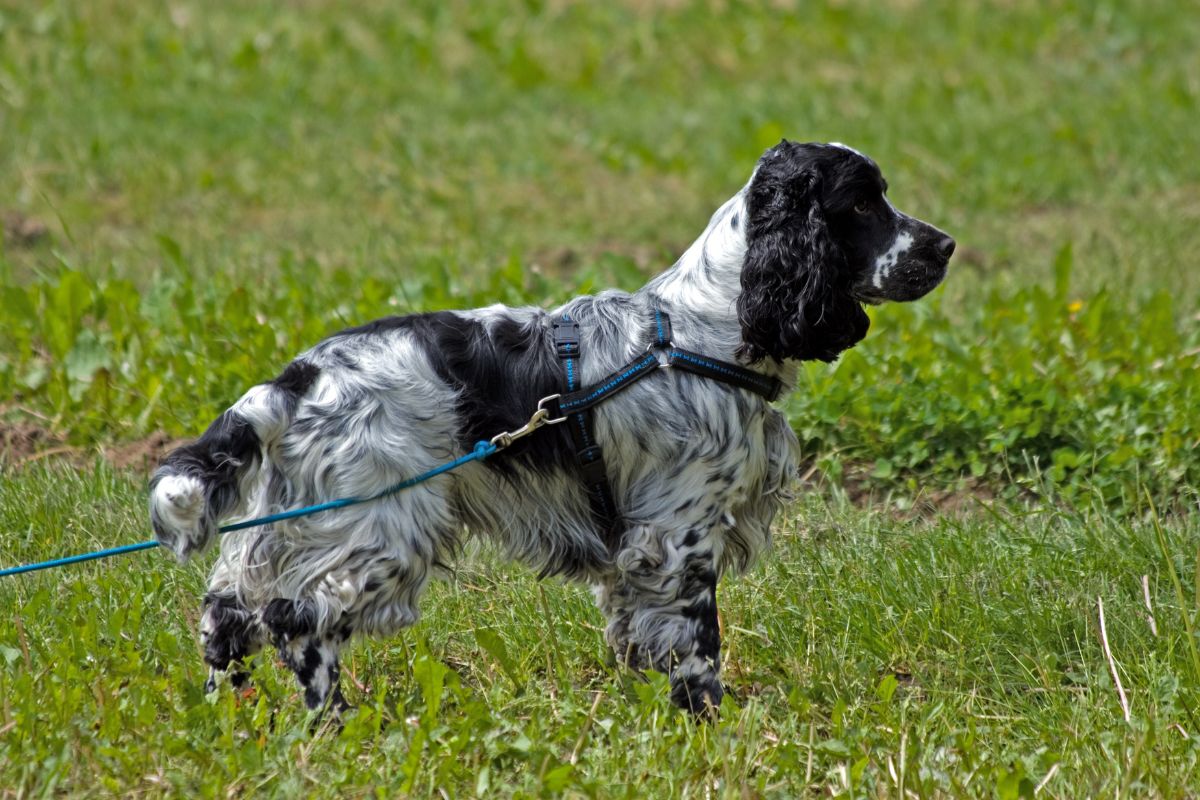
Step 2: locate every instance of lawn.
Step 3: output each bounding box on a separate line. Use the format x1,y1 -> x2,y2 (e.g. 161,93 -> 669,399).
1,0 -> 1198,796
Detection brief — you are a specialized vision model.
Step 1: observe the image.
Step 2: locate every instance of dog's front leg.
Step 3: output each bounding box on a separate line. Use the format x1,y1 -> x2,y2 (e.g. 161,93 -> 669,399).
597,524 -> 724,715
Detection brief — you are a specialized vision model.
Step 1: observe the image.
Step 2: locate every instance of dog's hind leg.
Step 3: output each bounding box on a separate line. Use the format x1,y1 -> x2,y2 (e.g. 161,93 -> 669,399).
200,591 -> 266,694
200,558 -> 267,694
596,524 -> 725,715
260,597 -> 352,713
258,549 -> 440,712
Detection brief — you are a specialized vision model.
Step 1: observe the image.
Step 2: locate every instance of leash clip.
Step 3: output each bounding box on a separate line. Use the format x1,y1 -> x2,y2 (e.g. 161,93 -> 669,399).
490,395 -> 566,449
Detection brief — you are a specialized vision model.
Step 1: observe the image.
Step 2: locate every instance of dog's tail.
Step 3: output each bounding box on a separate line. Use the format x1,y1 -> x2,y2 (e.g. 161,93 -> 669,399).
150,360 -> 320,561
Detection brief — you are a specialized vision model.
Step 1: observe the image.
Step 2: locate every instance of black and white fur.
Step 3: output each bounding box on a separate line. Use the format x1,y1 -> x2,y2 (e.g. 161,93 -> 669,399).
150,141 -> 954,714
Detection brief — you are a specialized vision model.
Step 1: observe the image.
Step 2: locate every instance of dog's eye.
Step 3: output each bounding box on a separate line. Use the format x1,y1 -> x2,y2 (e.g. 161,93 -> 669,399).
854,200 -> 870,214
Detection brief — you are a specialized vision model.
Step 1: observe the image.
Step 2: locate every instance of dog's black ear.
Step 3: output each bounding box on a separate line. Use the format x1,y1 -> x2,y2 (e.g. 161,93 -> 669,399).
736,144 -> 870,363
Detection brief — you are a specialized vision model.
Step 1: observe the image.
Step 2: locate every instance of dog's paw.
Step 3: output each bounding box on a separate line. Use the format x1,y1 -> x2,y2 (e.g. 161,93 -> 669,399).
669,662 -> 725,718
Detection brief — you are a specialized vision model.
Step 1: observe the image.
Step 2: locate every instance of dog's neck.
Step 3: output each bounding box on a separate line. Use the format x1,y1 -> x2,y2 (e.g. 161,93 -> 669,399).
639,190 -> 794,387
641,191 -> 748,324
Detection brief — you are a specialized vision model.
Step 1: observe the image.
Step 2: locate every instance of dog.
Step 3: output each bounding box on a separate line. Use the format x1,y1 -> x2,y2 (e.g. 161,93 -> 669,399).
150,140 -> 954,714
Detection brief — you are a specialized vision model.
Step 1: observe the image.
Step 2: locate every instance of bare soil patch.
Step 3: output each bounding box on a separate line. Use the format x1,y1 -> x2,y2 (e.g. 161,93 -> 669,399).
798,460 -> 998,519
0,421 -> 68,465
101,432 -> 190,472
2,210 -> 49,247
0,421 -> 186,473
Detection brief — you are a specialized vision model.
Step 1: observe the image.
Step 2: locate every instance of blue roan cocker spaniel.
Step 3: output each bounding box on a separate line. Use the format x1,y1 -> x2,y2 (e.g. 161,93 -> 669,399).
151,141 -> 954,714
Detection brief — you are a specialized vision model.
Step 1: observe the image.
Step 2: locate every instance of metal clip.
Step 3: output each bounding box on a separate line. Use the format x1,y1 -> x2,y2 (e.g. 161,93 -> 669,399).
489,395 -> 566,449
536,393 -> 566,422
642,343 -> 671,369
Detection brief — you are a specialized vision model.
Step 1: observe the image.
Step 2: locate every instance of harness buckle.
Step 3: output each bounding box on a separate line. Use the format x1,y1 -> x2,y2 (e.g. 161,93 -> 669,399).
551,319 -> 580,359
576,445 -> 608,484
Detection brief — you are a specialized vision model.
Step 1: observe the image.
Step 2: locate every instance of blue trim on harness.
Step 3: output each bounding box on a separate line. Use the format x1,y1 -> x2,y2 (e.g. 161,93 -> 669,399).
560,354 -> 658,411
669,350 -> 772,392
554,310 -> 620,544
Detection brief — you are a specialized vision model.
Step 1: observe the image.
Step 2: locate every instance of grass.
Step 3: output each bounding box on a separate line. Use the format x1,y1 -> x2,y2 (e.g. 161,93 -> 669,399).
1,0 -> 1198,796
2,466 -> 1198,796
2,1 -> 1198,299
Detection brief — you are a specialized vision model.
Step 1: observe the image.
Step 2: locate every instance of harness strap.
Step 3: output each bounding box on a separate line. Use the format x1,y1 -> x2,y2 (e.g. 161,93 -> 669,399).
542,311 -> 782,420
654,306 -> 783,400
542,353 -> 659,420
553,315 -> 623,544
547,308 -> 784,550
665,348 -> 783,402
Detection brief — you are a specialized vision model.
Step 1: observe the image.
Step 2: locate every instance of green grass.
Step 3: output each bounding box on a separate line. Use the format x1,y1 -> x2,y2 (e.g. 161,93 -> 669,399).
2,466 -> 1198,796
1,0 -> 1199,796
2,0 -> 1198,299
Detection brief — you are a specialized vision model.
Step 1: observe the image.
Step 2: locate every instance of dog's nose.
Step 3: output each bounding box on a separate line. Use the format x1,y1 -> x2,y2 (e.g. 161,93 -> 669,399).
936,236 -> 956,260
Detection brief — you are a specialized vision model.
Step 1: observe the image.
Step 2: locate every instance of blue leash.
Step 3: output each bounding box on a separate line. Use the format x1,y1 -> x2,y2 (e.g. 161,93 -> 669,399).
0,440 -> 499,579
2,308 -> 784,580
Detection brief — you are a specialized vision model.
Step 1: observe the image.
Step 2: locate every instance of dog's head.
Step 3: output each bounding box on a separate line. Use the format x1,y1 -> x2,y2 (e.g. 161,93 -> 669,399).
736,140 -> 955,363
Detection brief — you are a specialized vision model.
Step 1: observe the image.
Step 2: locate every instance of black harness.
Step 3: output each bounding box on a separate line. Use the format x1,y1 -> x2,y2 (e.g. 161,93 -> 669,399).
546,309 -> 783,547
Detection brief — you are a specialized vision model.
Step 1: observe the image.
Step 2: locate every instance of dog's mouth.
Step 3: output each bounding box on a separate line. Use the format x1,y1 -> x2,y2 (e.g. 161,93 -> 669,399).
893,257 -> 948,300
853,256 -> 948,304
852,290 -> 886,306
